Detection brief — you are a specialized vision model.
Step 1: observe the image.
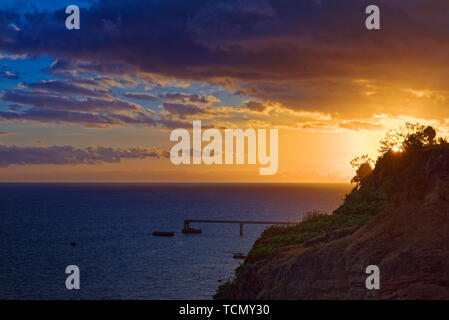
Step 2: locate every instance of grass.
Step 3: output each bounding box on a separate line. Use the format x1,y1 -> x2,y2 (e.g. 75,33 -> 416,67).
246,211 -> 375,262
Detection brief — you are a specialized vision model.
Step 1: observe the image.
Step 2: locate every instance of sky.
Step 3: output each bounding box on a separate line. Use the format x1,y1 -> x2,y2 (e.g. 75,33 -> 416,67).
0,0 -> 449,182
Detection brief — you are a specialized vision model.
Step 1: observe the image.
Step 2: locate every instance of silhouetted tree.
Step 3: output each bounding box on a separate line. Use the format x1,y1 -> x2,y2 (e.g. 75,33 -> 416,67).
379,123 -> 437,154
403,125 -> 436,149
350,154 -> 373,186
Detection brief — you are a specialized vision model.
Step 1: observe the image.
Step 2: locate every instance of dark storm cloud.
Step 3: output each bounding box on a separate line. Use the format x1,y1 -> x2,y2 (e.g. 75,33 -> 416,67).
0,144 -> 169,167
1,0 -> 449,117
0,0 -> 396,79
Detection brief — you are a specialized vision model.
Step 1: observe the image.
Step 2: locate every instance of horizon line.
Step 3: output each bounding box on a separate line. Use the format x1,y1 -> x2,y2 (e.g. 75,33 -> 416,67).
0,181 -> 352,185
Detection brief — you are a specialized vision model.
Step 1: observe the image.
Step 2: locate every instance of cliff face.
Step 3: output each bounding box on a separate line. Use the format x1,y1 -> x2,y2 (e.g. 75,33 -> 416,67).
217,148 -> 449,299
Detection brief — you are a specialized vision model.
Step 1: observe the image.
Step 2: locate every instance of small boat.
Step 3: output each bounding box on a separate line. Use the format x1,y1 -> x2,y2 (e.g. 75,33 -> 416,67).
152,231 -> 175,237
233,253 -> 246,259
70,242 -> 76,246
181,227 -> 202,234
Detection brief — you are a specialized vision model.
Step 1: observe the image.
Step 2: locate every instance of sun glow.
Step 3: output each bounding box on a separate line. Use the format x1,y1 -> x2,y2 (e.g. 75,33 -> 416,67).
392,143 -> 404,153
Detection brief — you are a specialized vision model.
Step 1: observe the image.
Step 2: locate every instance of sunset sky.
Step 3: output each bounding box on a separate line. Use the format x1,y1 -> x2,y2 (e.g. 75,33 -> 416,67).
0,0 -> 448,182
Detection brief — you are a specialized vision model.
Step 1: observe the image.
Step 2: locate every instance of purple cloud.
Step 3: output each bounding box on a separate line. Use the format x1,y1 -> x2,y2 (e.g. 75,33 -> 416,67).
123,92 -> 159,101
158,92 -> 218,104
161,103 -> 207,119
0,108 -> 156,127
1,89 -> 141,112
0,144 -> 169,167
24,80 -> 110,98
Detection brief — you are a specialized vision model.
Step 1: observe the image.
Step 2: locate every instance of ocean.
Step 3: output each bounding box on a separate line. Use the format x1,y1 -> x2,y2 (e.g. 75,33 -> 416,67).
0,183 -> 351,299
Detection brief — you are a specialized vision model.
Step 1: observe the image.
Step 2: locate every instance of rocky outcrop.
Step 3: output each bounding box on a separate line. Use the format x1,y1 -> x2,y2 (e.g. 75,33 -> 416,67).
218,148 -> 449,299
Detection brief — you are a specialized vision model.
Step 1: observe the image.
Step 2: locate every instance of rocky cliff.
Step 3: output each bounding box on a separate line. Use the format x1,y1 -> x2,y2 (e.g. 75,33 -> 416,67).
215,145 -> 449,299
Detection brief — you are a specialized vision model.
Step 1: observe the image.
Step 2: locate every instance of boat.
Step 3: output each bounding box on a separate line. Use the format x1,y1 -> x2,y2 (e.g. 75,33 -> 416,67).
181,227 -> 202,234
152,231 -> 175,237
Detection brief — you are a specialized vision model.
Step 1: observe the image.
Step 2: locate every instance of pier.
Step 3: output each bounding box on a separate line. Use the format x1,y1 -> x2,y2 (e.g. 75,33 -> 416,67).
183,219 -> 297,236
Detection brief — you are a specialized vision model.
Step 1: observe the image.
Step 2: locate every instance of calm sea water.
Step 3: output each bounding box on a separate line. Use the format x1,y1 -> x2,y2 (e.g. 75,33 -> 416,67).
0,183 -> 351,299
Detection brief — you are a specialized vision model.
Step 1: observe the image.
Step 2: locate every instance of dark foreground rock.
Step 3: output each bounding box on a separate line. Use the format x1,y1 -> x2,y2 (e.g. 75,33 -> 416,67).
217,148 -> 449,299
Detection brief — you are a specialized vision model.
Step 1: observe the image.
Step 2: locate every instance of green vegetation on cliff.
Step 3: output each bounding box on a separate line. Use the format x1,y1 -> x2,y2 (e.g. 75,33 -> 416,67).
215,123 -> 448,300
244,212 -> 375,263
